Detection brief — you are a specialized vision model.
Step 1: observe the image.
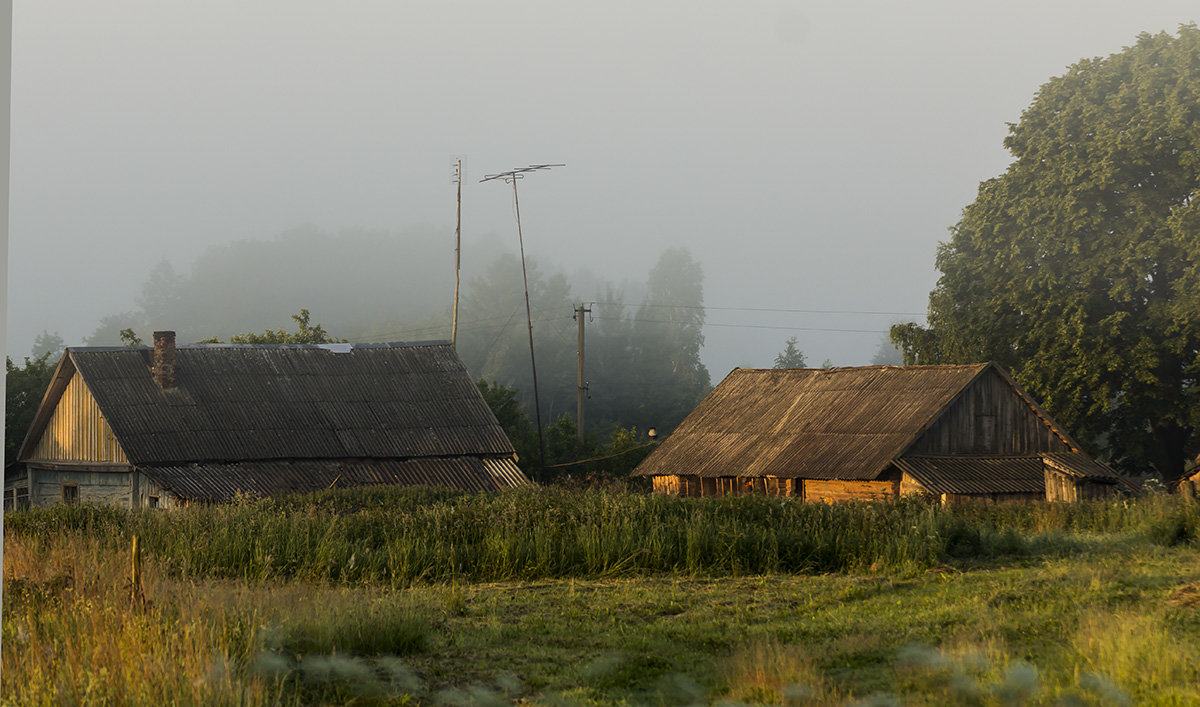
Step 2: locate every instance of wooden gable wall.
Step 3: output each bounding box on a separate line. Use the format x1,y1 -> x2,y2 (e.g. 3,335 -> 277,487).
27,371 -> 129,464
907,368 -> 1074,456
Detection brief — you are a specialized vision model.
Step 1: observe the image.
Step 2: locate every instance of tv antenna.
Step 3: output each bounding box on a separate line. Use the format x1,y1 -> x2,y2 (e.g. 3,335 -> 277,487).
480,163 -> 564,474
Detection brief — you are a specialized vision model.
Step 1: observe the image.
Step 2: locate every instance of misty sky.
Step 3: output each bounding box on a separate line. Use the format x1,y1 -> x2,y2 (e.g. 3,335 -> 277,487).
9,1 -> 1199,377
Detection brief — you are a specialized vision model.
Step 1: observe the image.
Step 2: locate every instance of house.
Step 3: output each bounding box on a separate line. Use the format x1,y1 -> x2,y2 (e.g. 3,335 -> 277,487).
4,331 -> 528,509
633,363 -> 1126,503
1180,455 -> 1200,497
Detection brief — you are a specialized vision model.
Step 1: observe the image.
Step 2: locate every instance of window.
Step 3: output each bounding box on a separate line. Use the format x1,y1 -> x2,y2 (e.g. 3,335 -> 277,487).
62,484 -> 79,505
147,496 -> 159,509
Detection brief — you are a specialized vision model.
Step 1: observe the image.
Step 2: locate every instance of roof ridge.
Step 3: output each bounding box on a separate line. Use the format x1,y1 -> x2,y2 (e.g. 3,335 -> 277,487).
731,363 -> 991,373
67,340 -> 449,352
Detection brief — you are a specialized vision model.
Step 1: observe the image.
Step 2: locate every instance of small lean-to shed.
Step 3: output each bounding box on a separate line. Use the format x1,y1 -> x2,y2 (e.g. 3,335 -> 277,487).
634,363 -> 1126,503
4,332 -> 528,510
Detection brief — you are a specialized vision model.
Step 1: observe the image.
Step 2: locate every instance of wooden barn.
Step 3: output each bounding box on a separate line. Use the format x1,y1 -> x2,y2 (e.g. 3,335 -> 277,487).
633,363 -> 1126,503
4,331 -> 528,510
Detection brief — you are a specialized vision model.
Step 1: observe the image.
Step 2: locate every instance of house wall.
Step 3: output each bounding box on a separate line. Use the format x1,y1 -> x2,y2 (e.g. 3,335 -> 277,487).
803,479 -> 899,503
650,475 -> 797,497
1044,468 -> 1118,502
1044,468 -> 1077,502
907,368 -> 1074,456
940,492 -> 1043,505
899,473 -> 929,497
902,472 -> 1043,504
27,372 -> 129,464
7,465 -> 179,509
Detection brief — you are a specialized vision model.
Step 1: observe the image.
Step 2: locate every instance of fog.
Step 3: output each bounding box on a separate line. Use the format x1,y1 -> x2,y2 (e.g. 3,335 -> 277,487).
9,1 -> 1198,378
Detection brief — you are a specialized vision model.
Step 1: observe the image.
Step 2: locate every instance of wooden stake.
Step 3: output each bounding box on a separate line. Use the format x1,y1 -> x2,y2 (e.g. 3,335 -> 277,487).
131,534 -> 144,607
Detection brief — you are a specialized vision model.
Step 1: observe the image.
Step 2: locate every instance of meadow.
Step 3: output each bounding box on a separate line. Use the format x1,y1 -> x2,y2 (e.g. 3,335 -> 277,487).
3,487 -> 1200,705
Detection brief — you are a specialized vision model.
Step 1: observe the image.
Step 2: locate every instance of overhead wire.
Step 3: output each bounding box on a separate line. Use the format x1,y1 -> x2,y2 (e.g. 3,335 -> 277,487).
592,316 -> 891,334
596,302 -> 926,317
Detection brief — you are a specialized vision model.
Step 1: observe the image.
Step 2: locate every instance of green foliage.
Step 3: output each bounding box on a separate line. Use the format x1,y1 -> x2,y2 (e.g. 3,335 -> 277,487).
891,26 -> 1200,480
6,353 -> 57,463
198,309 -> 343,345
7,492 -> 1200,704
118,328 -> 143,346
227,309 -> 341,345
11,489 -> 1198,588
870,334 -> 903,365
31,330 -> 64,359
476,379 -> 538,465
773,336 -> 807,369
476,379 -> 652,479
454,249 -> 711,438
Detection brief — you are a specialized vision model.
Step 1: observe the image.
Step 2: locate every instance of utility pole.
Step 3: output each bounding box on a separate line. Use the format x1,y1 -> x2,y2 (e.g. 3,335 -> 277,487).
450,157 -> 464,348
480,164 -> 564,474
575,304 -> 590,440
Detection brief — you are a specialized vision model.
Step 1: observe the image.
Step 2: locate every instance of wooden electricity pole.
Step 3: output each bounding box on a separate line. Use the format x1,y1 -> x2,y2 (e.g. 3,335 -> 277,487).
575,304 -> 590,440
450,157 -> 463,348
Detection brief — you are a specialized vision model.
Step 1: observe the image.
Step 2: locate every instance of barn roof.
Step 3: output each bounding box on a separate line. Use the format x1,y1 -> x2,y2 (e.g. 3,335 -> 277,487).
632,363 -> 1078,481
895,453 -> 1127,496
893,456 -> 1045,495
19,342 -> 515,467
143,457 -> 527,503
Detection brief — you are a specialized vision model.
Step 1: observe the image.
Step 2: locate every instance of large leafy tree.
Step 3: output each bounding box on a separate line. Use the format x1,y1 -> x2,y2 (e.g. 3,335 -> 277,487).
893,26 -> 1200,480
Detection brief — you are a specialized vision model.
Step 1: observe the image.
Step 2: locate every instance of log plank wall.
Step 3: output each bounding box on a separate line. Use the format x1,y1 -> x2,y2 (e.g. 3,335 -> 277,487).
12,371 -> 181,509
907,368 -> 1073,456
29,371 -> 129,463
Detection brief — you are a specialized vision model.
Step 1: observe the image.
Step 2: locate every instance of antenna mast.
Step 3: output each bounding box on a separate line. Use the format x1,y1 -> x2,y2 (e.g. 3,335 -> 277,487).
481,163 -> 565,474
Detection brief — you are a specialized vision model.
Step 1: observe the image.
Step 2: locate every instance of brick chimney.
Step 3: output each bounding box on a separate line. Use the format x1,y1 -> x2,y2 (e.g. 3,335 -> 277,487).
152,330 -> 177,390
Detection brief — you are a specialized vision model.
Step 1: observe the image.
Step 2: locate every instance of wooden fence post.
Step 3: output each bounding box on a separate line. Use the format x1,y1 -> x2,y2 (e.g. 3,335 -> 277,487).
131,534 -> 144,607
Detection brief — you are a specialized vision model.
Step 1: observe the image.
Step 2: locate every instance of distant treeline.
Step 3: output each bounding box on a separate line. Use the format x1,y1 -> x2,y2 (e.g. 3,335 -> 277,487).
77,226 -> 711,443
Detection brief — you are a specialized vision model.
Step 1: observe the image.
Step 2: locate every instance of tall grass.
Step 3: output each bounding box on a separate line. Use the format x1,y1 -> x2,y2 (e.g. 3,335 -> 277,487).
6,487 -> 1199,586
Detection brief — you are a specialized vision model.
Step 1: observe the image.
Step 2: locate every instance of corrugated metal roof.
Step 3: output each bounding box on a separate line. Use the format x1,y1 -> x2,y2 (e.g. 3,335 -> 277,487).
894,455 -> 1046,494
52,343 -> 513,465
142,456 -> 527,502
1041,453 -> 1122,481
633,364 -> 990,480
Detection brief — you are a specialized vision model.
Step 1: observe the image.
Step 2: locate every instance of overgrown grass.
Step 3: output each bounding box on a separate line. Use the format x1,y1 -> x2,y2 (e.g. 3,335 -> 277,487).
5,489 -> 1200,704
10,487 -> 1196,586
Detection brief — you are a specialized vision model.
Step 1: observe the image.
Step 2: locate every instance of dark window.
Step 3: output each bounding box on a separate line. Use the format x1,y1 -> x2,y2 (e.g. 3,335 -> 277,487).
147,496 -> 159,509
62,484 -> 79,505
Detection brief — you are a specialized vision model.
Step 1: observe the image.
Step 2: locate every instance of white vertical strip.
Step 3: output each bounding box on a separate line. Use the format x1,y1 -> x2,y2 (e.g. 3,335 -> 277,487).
0,0 -> 12,684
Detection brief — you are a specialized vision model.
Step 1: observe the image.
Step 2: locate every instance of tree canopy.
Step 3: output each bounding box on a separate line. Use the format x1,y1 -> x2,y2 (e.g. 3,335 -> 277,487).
773,336 -> 807,369
892,26 -> 1200,480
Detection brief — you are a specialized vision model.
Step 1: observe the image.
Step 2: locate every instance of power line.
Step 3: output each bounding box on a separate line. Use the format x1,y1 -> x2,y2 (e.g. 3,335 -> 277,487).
593,315 -> 890,334
347,312 -> 568,343
596,302 -> 926,317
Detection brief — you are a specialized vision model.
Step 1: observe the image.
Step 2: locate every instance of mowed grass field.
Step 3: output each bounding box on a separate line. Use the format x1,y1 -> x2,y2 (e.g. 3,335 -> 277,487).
4,487 -> 1200,705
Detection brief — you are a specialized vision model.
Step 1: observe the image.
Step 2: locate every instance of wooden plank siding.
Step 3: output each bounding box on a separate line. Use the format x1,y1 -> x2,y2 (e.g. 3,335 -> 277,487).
650,475 -> 797,497
803,479 -> 899,503
1044,468 -> 1120,502
28,372 -> 129,464
906,368 -> 1074,457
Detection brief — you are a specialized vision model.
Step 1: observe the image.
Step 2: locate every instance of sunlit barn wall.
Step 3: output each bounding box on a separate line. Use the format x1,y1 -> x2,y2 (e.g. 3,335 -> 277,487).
29,372 -> 128,463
